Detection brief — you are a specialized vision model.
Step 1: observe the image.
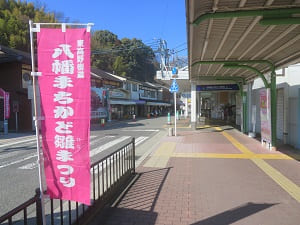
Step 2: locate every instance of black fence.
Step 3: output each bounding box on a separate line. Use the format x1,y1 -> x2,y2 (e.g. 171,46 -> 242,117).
0,138 -> 136,225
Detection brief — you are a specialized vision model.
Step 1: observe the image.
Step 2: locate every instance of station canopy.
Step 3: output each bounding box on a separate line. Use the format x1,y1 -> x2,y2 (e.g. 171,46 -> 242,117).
186,0 -> 300,83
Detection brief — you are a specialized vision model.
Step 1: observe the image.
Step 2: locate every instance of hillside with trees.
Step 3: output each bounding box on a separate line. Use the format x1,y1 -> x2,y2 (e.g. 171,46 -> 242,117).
0,0 -> 158,81
91,30 -> 158,81
0,0 -> 56,51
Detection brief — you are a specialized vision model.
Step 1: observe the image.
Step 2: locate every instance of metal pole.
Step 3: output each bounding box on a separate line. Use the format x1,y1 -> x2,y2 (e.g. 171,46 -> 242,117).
174,92 -> 177,136
270,71 -> 277,149
3,97 -> 4,133
29,20 -> 46,225
3,93 -> 8,135
243,91 -> 248,133
15,112 -> 18,132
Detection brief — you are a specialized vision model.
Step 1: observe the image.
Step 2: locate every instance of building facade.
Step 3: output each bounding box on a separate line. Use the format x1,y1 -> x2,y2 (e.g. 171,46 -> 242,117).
0,45 -> 32,132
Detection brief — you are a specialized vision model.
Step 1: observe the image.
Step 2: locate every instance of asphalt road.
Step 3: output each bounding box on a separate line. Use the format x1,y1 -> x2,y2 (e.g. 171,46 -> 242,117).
0,116 -> 169,216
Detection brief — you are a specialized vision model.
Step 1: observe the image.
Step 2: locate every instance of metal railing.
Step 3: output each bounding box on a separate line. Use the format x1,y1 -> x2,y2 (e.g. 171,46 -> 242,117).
0,138 -> 135,225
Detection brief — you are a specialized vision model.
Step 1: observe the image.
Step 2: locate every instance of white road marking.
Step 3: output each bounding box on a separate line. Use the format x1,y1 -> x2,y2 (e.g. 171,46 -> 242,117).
121,129 -> 159,132
0,138 -> 36,148
90,136 -> 131,157
90,136 -> 115,145
0,135 -> 35,144
1,136 -> 96,149
18,162 -> 38,170
135,136 -> 149,146
0,154 -> 37,169
19,135 -> 119,170
17,135 -> 148,170
0,150 -> 26,160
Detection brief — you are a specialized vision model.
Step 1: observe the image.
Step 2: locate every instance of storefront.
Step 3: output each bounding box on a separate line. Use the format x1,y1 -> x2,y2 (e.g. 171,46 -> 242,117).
109,89 -> 135,120
146,101 -> 172,116
196,84 -> 239,124
91,87 -> 109,123
134,100 -> 146,117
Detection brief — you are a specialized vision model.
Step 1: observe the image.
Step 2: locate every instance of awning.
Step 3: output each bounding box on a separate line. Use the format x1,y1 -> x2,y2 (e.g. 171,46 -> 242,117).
187,1 -> 300,82
146,102 -> 171,107
134,100 -> 146,104
110,100 -> 136,105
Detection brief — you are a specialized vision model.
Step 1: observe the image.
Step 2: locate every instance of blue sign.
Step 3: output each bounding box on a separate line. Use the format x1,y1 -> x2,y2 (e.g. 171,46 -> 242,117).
172,67 -> 178,75
169,79 -> 179,93
196,84 -> 239,91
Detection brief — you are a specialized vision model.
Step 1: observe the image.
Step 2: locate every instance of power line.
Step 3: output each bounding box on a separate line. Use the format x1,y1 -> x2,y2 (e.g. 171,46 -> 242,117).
172,42 -> 187,50
174,48 -> 187,54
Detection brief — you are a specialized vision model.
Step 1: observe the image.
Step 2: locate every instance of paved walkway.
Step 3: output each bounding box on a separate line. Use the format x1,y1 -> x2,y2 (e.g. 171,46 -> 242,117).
90,124 -> 300,225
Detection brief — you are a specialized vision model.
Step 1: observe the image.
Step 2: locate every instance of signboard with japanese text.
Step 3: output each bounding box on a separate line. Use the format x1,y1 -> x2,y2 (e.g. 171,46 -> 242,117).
260,89 -> 272,144
37,28 -> 91,205
196,84 -> 239,91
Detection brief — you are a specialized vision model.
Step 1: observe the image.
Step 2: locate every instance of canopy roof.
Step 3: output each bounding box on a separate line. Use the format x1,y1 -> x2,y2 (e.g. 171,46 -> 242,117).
186,0 -> 300,83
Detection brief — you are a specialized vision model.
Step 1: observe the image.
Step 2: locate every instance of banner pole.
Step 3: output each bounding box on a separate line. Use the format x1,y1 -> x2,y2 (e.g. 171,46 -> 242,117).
29,20 -> 46,225
3,94 -> 4,133
174,91 -> 177,136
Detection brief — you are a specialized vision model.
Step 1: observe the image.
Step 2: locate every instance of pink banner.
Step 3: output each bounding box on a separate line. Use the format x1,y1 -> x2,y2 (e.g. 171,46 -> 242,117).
0,88 -> 10,119
38,28 -> 91,205
260,89 -> 271,144
4,92 -> 10,119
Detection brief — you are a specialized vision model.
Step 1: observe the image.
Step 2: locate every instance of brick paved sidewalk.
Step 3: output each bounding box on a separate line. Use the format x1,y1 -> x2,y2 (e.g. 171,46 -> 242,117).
89,126 -> 300,225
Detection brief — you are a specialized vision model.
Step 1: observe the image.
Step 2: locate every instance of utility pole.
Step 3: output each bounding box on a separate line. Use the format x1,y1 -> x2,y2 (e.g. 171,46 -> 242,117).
158,39 -> 170,78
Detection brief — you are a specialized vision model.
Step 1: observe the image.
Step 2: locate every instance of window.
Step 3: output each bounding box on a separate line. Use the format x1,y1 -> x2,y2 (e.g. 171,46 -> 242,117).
125,83 -> 131,91
150,91 -> 155,98
132,84 -> 137,91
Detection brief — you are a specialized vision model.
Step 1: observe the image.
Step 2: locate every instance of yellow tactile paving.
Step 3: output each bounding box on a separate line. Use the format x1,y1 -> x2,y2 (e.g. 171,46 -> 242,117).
252,154 -> 293,160
144,126 -> 300,203
218,128 -> 300,203
143,142 -> 176,168
252,158 -> 300,203
196,125 -> 211,129
172,152 -> 293,160
215,127 -> 254,155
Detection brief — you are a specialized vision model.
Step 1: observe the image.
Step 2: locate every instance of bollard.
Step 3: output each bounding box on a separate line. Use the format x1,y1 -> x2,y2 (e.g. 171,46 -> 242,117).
176,111 -> 179,120
167,112 -> 171,125
3,120 -> 8,135
168,127 -> 173,136
101,118 -> 105,127
133,114 -> 136,122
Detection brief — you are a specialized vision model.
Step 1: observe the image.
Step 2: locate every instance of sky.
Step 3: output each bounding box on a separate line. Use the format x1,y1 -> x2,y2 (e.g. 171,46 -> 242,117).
28,0 -> 187,56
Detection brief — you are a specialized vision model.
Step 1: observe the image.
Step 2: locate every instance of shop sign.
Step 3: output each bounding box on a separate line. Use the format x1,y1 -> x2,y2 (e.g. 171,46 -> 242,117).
181,93 -> 191,98
196,84 -> 239,91
13,101 -> 19,113
103,80 -> 120,87
110,89 -> 128,99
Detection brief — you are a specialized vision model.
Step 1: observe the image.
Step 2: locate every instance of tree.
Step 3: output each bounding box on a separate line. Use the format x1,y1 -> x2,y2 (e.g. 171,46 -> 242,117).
91,30 -> 120,73
116,38 -> 157,81
113,56 -> 128,76
91,30 -> 159,81
0,0 -> 56,51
